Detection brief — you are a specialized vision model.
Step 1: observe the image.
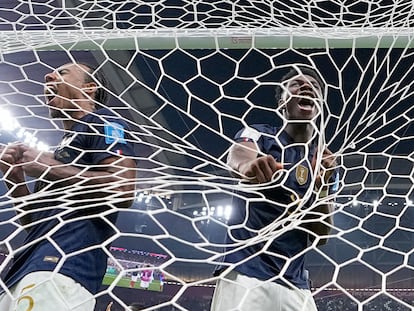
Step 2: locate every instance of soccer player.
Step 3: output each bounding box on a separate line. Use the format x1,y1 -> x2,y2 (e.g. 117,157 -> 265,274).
129,265 -> 140,288
159,271 -> 165,291
0,62 -> 137,310
139,265 -> 153,290
211,66 -> 338,311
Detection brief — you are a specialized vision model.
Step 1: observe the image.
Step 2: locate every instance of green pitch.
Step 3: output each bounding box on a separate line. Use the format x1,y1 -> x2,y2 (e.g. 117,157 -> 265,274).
102,273 -> 163,292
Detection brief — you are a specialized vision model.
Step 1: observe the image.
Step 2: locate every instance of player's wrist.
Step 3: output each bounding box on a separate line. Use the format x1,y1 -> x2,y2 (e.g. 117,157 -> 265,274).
236,161 -> 250,175
316,185 -> 329,199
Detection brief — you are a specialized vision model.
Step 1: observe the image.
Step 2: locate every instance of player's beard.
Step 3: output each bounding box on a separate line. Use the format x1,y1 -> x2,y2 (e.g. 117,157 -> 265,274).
49,107 -> 65,119
48,97 -> 73,119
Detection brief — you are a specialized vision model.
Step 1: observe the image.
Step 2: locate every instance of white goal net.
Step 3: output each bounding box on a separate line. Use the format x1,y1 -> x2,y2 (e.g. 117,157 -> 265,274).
0,1 -> 413,311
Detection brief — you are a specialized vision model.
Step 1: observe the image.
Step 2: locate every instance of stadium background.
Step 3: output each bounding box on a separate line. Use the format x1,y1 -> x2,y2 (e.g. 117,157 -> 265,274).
0,1 -> 413,310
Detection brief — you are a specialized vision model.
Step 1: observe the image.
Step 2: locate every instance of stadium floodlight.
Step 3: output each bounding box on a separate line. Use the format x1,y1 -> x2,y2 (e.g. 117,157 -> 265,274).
0,108 -> 20,131
216,205 -> 223,217
224,205 -> 232,220
36,141 -> 49,152
136,192 -> 144,202
144,194 -> 152,204
0,108 -> 49,151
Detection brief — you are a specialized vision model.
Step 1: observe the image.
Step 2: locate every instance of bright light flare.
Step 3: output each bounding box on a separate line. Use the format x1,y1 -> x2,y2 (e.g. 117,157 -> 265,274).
0,108 -> 49,151
224,205 -> 232,220
0,108 -> 20,131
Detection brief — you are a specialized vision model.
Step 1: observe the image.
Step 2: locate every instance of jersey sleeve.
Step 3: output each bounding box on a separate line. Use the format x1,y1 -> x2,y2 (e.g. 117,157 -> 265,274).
234,124 -> 278,155
234,126 -> 262,143
79,112 -> 135,165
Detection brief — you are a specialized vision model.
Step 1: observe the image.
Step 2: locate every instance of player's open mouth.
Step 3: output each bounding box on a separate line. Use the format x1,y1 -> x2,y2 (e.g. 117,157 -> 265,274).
297,91 -> 317,111
44,85 -> 57,103
298,102 -> 314,111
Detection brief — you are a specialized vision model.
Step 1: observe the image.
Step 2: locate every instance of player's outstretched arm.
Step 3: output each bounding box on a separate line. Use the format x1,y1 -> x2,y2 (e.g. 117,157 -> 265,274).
18,144 -> 137,209
306,147 -> 337,245
90,155 -> 137,208
306,200 -> 334,246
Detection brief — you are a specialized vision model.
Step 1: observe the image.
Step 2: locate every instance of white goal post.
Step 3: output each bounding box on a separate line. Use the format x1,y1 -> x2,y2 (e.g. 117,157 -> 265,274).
0,1 -> 413,311
1,28 -> 414,52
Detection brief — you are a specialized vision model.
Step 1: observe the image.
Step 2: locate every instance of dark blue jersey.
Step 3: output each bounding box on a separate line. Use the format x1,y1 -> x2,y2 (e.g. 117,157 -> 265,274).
2,108 -> 136,294
219,124 -> 337,289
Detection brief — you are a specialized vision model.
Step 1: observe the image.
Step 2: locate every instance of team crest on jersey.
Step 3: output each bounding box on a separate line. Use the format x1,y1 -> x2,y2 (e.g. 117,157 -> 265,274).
104,122 -> 126,144
295,164 -> 308,185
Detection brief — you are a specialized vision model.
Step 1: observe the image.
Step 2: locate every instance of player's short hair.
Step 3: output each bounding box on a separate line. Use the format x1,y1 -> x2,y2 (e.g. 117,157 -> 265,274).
275,65 -> 325,103
78,62 -> 109,106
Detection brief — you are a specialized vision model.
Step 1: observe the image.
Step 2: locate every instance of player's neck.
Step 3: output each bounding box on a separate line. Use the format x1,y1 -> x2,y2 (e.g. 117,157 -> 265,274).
284,123 -> 314,143
62,109 -> 93,130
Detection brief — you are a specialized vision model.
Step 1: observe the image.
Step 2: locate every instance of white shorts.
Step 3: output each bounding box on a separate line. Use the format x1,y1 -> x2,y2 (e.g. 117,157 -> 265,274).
0,271 -> 95,311
131,275 -> 139,282
140,280 -> 150,288
210,270 -> 318,311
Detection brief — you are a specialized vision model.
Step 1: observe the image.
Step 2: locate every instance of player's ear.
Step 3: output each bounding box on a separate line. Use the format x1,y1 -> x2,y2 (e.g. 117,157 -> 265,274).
83,81 -> 98,98
278,91 -> 287,110
278,84 -> 290,104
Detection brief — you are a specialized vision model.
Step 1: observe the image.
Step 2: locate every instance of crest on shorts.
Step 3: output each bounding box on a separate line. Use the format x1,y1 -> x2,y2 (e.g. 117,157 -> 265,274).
295,164 -> 308,185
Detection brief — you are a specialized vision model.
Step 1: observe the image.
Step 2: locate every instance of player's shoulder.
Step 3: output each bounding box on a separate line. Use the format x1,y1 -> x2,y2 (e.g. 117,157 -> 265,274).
238,124 -> 280,137
248,124 -> 279,135
83,108 -> 130,128
235,124 -> 280,143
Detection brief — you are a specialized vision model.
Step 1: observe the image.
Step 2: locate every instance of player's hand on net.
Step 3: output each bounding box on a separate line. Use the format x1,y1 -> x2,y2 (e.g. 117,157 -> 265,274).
312,147 -> 337,190
0,143 -> 25,183
238,154 -> 283,184
19,144 -> 55,178
105,301 -> 113,311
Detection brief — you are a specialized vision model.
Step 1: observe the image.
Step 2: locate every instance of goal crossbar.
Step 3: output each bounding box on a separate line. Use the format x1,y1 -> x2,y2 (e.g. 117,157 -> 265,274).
1,28 -> 413,53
